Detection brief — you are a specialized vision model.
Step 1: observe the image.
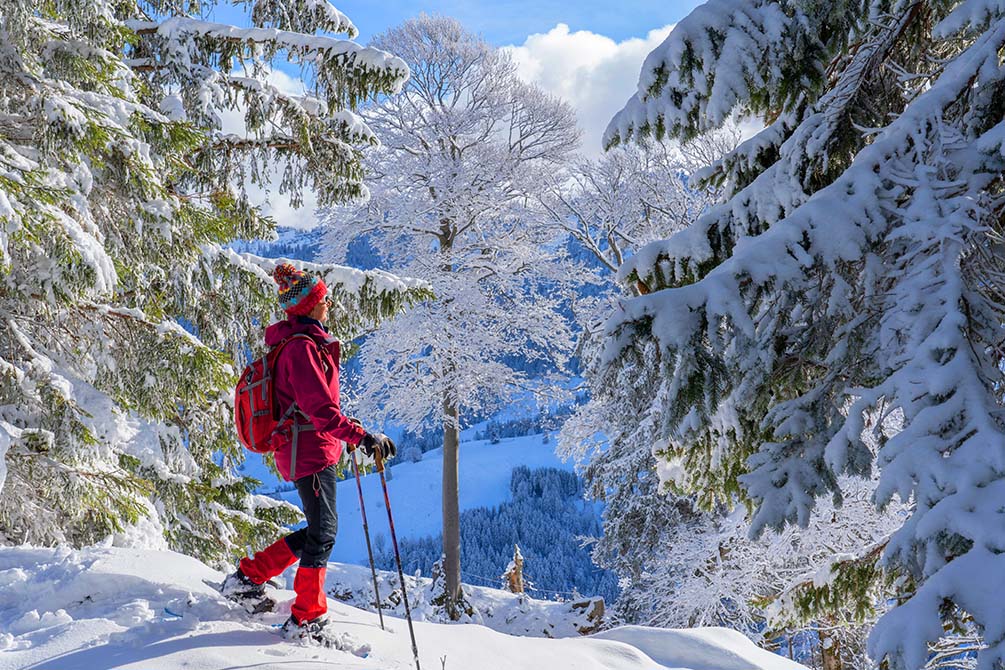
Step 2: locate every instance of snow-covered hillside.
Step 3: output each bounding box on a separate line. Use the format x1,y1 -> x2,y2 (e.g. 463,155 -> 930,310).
0,546 -> 807,670
241,431 -> 571,565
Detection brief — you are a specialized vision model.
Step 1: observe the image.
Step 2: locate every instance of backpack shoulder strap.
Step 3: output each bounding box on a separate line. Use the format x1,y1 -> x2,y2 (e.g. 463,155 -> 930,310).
268,333 -> 325,423
271,333 -> 317,355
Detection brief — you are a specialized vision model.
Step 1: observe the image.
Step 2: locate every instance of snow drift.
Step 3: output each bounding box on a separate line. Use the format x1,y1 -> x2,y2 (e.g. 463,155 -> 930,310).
0,545 -> 806,670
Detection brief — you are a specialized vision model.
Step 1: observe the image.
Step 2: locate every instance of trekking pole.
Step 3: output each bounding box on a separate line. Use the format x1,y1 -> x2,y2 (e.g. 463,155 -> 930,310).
375,449 -> 420,670
350,447 -> 385,631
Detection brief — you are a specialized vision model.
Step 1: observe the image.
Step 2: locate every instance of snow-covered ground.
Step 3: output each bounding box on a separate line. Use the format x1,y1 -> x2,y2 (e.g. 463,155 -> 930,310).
325,561 -> 608,638
240,431 -> 571,565
0,545 -> 808,670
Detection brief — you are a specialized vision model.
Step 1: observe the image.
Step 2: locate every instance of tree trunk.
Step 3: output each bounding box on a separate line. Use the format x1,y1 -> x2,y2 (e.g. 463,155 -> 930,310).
820,628 -> 842,670
441,392 -> 462,617
437,222 -> 464,617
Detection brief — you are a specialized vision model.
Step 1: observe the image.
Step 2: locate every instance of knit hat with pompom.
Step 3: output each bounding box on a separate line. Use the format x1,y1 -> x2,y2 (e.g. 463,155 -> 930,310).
273,263 -> 327,316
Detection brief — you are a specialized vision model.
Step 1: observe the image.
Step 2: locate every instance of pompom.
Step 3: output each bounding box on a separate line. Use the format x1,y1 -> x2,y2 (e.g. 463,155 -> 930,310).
273,262 -> 297,284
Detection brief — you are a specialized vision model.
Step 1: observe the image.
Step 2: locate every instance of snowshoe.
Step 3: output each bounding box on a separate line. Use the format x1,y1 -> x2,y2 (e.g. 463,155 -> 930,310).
280,615 -> 372,656
219,570 -> 277,614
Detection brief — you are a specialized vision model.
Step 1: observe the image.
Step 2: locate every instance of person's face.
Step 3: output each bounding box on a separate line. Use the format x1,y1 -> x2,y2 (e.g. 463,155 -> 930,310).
311,294 -> 332,322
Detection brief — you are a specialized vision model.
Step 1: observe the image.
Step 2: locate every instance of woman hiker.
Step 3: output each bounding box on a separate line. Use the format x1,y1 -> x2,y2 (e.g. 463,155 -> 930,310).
222,263 -> 396,643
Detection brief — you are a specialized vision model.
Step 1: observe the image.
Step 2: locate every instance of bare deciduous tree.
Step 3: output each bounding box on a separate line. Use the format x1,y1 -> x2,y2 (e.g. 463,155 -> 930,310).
321,14 -> 580,617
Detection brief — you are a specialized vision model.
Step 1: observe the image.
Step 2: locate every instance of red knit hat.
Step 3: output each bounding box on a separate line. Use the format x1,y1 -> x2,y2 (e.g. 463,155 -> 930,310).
273,263 -> 327,316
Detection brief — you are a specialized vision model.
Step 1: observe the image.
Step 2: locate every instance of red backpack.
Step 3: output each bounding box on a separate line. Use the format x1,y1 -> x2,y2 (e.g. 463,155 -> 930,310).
234,334 -> 314,453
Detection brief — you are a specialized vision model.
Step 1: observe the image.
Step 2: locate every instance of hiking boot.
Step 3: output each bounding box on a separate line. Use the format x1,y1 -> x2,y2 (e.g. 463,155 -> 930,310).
221,569 -> 275,613
280,615 -> 372,656
281,614 -> 329,643
222,569 -> 265,597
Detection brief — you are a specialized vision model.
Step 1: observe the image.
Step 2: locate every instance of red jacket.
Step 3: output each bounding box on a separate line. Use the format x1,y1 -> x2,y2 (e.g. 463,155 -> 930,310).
265,316 -> 365,481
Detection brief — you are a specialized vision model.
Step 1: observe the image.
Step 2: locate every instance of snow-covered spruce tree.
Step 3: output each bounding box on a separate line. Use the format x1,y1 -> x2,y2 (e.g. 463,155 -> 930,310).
0,0 -> 419,566
554,128 -> 905,669
598,2 -> 1005,668
321,15 -> 580,617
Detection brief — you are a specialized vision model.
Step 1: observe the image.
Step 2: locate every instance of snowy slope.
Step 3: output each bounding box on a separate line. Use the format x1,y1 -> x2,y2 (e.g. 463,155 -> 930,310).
241,432 -> 570,565
0,546 -> 807,670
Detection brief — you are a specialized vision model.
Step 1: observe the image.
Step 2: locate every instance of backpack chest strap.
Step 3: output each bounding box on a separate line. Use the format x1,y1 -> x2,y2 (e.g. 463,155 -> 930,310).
276,402 -> 316,481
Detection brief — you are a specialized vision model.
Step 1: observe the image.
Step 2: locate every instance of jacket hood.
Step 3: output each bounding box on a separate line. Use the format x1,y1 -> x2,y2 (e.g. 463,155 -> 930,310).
264,316 -> 332,348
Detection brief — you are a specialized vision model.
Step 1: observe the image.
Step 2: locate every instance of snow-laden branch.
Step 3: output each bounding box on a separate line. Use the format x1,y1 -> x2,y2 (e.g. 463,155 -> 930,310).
617,5 -> 925,292
125,16 -> 408,94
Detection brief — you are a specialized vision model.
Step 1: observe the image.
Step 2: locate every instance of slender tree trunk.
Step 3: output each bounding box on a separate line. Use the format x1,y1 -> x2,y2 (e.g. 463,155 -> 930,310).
441,390 -> 462,617
820,626 -> 842,670
437,223 -> 464,617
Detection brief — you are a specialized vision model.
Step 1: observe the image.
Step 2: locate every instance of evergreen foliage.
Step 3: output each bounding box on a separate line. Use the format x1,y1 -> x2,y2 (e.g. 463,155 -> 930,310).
396,426 -> 445,454
0,0 -> 423,566
597,2 -> 1005,667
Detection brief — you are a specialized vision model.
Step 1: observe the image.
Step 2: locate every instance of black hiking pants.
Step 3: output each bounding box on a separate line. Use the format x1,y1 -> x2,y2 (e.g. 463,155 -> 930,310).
283,464 -> 338,568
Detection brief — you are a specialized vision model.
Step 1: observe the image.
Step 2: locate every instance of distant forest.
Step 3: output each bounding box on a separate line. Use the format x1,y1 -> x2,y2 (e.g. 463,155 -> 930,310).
373,466 -> 619,604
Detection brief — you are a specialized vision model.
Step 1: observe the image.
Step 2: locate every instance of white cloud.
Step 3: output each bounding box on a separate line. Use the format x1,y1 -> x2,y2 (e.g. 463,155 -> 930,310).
505,23 -> 674,156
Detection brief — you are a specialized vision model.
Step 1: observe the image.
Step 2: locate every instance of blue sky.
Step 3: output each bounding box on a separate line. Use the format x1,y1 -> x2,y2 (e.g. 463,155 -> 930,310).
208,1 -> 703,46
316,0 -> 703,45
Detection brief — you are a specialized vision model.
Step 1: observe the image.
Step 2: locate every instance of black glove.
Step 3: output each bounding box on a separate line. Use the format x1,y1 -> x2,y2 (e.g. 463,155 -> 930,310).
360,432 -> 397,460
